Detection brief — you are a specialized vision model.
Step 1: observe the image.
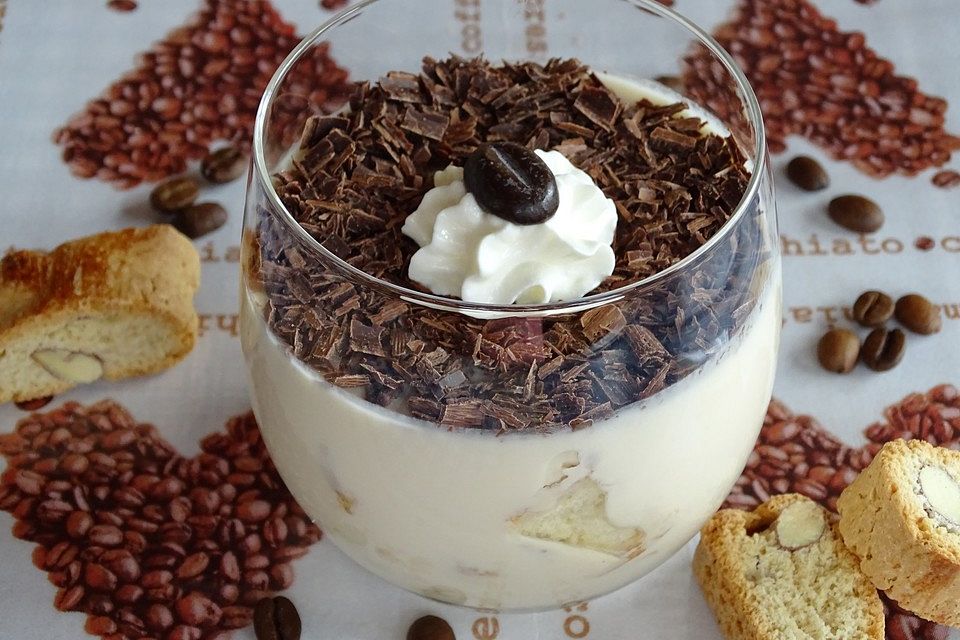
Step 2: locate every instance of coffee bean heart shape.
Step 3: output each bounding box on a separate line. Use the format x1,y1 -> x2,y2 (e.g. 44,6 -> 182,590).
53,0 -> 352,189
0,400 -> 322,640
682,0 -> 960,179
727,384 -> 960,640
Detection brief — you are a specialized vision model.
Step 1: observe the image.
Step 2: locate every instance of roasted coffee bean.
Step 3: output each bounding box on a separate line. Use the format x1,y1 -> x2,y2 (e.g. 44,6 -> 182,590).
253,596 -> 301,640
150,177 -> 200,213
107,0 -> 138,11
102,548 -> 139,582
116,584 -> 144,604
817,329 -> 860,374
89,523 -> 123,547
146,603 -> 175,631
933,169 -> 960,189
244,553 -> 270,570
895,294 -> 942,335
269,563 -> 294,589
175,592 -> 222,627
84,563 -> 118,591
222,605 -> 254,629
201,146 -> 248,184
87,593 -> 115,615
14,396 -> 53,411
150,477 -> 185,500
37,499 -> 72,523
54,585 -> 85,611
85,615 -> 117,635
168,625 -> 202,640
861,328 -> 906,372
407,615 -> 455,640
237,499 -> 271,523
173,202 -> 227,239
220,550 -> 241,582
852,290 -> 894,327
463,142 -> 559,225
785,155 -> 829,191
143,569 -> 174,588
827,195 -> 884,233
176,552 -> 210,579
244,569 -> 270,591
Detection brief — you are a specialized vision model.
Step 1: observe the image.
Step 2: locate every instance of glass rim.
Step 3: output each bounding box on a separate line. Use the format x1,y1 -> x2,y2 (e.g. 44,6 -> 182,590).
252,0 -> 768,315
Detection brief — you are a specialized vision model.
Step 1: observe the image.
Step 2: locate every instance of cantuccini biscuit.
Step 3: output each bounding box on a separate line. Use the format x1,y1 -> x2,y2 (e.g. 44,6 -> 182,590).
838,439 -> 960,626
694,493 -> 884,639
0,225 -> 200,403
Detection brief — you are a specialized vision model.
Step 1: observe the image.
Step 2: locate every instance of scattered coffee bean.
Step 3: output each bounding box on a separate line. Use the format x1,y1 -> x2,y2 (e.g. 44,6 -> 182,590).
895,294 -> 942,335
827,195 -> 884,233
14,396 -> 53,411
201,146 -> 248,184
253,596 -> 301,640
785,156 -> 829,191
817,329 -> 860,374
464,142 -> 559,225
932,169 -> 960,189
852,291 -> 894,327
173,202 -> 228,239
150,177 -> 200,213
407,615 -> 455,640
107,0 -> 137,11
861,328 -> 906,372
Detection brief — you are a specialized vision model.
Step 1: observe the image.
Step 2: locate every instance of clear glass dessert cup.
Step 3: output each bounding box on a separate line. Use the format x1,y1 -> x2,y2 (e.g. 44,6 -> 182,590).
240,0 -> 780,611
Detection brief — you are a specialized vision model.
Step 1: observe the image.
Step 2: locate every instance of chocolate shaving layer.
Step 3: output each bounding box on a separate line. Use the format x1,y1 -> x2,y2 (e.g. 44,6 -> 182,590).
255,56 -> 763,433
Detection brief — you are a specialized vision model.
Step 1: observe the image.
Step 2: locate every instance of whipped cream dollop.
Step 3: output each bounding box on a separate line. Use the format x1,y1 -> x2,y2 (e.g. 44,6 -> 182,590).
401,150 -> 617,305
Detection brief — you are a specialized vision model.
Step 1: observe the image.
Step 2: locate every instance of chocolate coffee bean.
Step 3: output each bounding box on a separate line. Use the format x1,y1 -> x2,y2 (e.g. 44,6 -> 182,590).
895,294 -> 942,335
173,202 -> 228,239
785,156 -> 829,191
861,328 -> 906,372
852,290 -> 894,327
407,615 -> 455,640
463,142 -> 559,225
817,328 -> 860,374
253,596 -> 301,640
827,195 -> 884,233
201,146 -> 248,184
150,177 -> 200,213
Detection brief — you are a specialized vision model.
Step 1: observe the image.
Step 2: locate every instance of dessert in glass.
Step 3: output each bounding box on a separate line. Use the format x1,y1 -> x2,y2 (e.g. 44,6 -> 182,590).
240,0 -> 780,610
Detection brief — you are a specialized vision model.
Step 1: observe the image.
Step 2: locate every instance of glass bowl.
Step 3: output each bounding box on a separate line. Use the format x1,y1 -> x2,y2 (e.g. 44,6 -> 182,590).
240,0 -> 779,611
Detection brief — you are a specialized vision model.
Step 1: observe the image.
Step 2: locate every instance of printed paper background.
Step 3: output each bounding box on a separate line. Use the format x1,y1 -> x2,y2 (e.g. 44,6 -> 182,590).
0,1 -> 958,638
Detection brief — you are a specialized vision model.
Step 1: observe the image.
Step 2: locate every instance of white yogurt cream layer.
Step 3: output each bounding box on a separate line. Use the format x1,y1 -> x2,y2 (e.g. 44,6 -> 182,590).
241,274 -> 779,610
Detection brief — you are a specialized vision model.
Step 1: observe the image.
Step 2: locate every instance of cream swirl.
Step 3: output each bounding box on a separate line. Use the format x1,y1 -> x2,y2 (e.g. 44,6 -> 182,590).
401,150 -> 617,305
